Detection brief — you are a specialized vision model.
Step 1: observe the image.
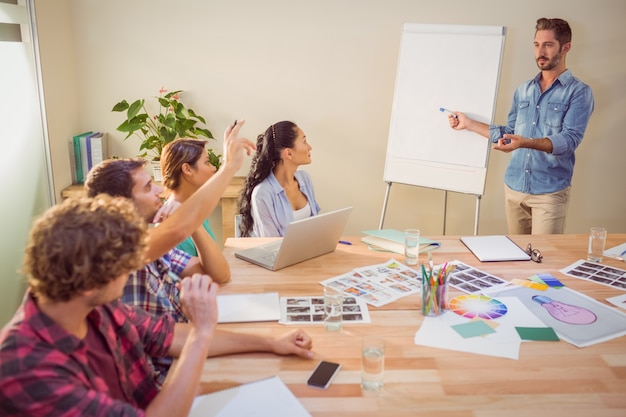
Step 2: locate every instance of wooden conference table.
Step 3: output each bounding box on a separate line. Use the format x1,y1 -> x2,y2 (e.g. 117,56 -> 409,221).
198,234 -> 626,417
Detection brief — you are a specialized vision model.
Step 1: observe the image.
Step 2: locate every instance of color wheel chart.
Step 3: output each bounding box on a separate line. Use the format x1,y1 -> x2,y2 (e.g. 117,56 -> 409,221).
448,294 -> 508,320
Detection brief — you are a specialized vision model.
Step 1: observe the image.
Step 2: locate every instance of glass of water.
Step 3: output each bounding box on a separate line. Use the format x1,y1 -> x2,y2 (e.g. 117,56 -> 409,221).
323,286 -> 343,331
361,335 -> 385,391
587,227 -> 607,262
404,228 -> 420,265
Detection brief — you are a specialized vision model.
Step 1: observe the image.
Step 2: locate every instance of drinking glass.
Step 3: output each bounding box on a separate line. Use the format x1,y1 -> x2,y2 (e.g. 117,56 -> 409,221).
587,227 -> 607,262
404,228 -> 420,265
324,286 -> 343,331
361,335 -> 385,391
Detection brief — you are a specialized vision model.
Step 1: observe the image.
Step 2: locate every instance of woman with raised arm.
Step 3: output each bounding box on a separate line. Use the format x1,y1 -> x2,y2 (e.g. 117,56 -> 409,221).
161,138 -> 230,284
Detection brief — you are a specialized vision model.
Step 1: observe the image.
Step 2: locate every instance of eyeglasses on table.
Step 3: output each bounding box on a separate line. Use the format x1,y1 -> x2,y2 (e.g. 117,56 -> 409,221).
526,243 -> 543,263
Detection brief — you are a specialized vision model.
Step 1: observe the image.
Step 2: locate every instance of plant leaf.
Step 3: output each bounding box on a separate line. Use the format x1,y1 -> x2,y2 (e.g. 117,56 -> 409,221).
127,99 -> 145,120
207,148 -> 222,170
194,127 -> 214,139
112,89 -> 214,160
188,109 -> 206,124
112,100 -> 130,112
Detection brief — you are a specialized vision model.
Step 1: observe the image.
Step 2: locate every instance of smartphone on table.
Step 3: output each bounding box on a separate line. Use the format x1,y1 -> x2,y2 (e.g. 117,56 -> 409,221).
306,360 -> 341,389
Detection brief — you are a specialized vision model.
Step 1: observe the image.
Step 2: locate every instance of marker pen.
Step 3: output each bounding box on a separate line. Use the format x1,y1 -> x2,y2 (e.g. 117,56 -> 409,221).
439,107 -> 458,119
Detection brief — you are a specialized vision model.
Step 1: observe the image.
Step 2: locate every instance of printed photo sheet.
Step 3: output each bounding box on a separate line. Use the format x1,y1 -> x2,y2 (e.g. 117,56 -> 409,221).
560,260 -> 626,290
447,260 -> 510,294
279,295 -> 371,325
320,258 -> 421,307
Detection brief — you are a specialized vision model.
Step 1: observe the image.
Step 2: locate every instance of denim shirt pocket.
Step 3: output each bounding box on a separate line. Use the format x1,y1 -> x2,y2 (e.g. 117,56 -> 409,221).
515,101 -> 531,128
545,101 -> 569,129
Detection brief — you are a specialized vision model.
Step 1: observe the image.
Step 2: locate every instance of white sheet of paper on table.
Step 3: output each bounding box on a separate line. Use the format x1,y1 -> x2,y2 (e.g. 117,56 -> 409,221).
414,296 -> 546,360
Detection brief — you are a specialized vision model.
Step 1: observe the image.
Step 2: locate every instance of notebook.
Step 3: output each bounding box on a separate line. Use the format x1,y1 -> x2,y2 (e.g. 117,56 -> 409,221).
188,375 -> 311,417
604,242 -> 626,261
460,235 -> 531,262
361,229 -> 440,254
235,206 -> 353,271
217,292 -> 280,323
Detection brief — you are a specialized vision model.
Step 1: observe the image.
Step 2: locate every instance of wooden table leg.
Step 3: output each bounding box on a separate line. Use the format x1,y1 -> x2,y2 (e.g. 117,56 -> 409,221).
221,197 -> 238,244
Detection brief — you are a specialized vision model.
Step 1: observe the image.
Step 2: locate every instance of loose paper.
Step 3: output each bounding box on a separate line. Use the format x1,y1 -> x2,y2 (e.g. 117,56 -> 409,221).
320,258 -> 421,307
560,260 -> 626,291
279,295 -> 371,325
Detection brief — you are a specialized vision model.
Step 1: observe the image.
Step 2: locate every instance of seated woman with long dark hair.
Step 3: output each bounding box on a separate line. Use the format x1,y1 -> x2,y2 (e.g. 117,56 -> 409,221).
238,121 -> 320,237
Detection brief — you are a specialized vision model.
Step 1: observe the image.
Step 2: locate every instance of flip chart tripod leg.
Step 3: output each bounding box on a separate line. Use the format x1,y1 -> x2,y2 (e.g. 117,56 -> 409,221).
443,191 -> 448,235
474,195 -> 481,235
379,182 -> 392,229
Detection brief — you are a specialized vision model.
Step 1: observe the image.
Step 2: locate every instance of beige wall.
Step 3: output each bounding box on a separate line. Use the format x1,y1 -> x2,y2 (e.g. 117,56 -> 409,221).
37,0 -> 626,242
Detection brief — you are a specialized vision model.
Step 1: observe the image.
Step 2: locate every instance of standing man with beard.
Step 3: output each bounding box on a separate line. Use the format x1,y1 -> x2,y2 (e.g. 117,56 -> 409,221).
448,18 -> 594,235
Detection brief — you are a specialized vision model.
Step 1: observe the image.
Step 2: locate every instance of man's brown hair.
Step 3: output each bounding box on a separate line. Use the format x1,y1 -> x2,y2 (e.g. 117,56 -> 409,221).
23,195 -> 148,302
536,18 -> 572,48
84,158 -> 146,198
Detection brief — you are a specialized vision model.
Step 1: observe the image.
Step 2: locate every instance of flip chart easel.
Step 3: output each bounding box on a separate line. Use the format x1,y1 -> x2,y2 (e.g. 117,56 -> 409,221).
380,23 -> 506,234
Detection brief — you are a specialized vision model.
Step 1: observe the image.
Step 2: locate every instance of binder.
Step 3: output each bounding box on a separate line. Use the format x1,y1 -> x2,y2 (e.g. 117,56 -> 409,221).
86,132 -> 107,171
71,131 -> 92,184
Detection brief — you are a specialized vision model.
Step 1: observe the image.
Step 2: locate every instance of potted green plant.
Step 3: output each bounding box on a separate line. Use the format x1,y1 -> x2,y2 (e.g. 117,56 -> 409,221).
112,88 -> 221,180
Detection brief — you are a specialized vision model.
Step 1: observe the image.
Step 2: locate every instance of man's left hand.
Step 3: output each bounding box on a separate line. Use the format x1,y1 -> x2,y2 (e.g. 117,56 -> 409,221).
493,133 -> 525,153
272,329 -> 314,359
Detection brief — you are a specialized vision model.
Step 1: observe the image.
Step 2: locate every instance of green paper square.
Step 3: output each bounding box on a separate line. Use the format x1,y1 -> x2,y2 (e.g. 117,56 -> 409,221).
515,327 -> 560,341
451,320 -> 496,338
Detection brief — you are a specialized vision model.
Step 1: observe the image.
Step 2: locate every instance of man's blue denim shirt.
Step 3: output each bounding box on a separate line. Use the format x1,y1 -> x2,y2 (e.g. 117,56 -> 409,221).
489,69 -> 594,195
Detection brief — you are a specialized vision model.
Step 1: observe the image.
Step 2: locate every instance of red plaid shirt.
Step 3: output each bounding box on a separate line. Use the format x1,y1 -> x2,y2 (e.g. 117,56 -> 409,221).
0,293 -> 175,416
122,248 -> 191,386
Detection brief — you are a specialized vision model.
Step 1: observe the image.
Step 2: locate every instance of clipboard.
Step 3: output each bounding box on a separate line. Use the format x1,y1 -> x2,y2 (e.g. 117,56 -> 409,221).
460,235 -> 531,262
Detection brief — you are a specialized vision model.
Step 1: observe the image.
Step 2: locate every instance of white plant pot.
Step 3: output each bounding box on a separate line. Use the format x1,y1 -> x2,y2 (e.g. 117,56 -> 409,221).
150,160 -> 163,181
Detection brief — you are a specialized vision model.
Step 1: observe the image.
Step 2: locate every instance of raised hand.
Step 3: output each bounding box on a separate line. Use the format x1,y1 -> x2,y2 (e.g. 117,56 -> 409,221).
221,120 -> 256,173
152,199 -> 182,224
179,273 -> 219,335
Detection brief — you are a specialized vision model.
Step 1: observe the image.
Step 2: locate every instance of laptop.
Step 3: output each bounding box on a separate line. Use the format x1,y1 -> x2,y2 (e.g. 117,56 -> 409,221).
460,235 -> 531,262
235,206 -> 353,270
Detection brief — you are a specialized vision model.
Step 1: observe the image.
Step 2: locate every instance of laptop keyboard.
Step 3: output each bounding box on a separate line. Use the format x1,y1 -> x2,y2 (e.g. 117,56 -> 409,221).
260,247 -> 280,263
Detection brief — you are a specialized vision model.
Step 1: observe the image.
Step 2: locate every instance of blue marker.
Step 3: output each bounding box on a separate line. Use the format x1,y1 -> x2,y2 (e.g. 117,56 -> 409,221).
338,240 -> 352,245
440,107 -> 458,119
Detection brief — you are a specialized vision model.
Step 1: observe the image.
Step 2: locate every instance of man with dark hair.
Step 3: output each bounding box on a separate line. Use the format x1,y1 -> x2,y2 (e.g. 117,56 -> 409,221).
448,18 -> 594,234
